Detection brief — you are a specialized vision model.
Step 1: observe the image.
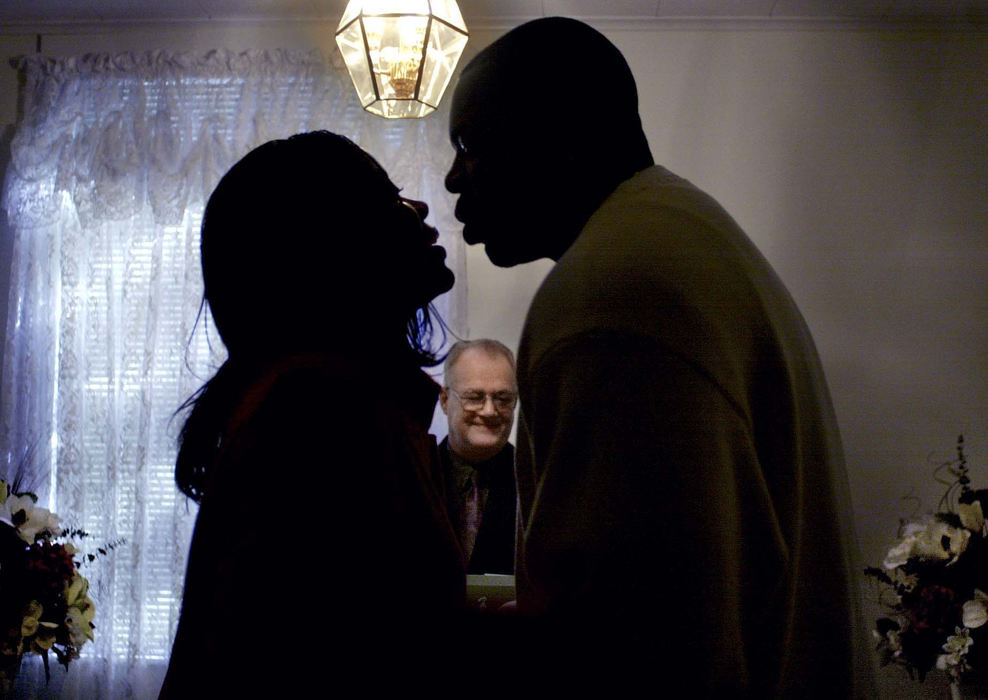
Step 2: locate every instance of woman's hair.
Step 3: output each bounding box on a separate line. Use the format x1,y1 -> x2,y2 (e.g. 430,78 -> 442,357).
175,131 -> 443,502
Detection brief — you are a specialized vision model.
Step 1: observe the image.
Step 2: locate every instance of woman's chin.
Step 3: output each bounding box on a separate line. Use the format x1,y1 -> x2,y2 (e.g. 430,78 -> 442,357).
395,260 -> 456,312
423,266 -> 456,304
438,266 -> 455,295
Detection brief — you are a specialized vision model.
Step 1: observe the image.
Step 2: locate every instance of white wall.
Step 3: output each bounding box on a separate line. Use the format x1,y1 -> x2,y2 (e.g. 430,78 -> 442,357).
1,20 -> 986,698
612,29 -> 987,697
614,25 -> 988,541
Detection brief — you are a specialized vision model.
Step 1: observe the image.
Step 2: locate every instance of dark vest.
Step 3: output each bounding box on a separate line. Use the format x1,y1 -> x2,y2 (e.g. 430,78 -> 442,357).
439,437 -> 516,575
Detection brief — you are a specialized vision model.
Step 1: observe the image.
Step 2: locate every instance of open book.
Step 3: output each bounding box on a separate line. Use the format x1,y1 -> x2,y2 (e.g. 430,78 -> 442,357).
466,574 -> 515,611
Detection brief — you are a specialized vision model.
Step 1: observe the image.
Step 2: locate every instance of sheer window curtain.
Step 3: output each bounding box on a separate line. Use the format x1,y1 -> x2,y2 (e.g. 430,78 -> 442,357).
1,48 -> 465,698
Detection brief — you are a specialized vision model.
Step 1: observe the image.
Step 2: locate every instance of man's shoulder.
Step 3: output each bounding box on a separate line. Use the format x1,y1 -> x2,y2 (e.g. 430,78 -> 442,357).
518,165 -> 791,389
437,435 -> 453,465
577,165 -> 736,256
522,173 -> 743,356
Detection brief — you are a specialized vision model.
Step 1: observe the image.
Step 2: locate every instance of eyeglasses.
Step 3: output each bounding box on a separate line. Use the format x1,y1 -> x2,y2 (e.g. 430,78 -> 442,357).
448,388 -> 517,412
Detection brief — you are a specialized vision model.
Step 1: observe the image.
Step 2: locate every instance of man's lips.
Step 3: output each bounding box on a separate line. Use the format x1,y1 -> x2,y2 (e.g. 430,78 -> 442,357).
453,198 -> 469,225
470,420 -> 506,432
455,208 -> 483,244
453,199 -> 487,246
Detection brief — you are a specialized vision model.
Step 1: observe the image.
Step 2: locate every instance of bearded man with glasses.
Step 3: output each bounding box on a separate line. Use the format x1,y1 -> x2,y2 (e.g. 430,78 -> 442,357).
438,339 -> 518,575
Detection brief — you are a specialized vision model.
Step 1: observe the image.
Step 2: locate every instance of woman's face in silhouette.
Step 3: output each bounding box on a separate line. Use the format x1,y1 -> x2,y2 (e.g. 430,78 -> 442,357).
202,133 -> 454,353
372,187 -> 455,313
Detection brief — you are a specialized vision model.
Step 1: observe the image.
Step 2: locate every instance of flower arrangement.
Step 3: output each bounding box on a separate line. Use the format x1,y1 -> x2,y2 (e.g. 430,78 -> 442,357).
866,435 -> 988,686
0,477 -> 105,692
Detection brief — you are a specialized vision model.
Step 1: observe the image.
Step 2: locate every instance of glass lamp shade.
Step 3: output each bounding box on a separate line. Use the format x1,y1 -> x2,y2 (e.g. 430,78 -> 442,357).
336,0 -> 469,119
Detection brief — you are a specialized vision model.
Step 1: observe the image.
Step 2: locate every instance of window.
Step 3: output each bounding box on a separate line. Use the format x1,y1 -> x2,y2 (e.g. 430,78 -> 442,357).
1,49 -> 463,697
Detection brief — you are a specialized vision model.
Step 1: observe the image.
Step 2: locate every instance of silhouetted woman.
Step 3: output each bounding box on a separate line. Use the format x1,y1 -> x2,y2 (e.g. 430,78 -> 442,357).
159,132 -> 464,697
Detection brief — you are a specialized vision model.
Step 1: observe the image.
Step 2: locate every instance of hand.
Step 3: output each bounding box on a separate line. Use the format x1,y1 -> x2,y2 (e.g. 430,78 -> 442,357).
498,599 -> 517,614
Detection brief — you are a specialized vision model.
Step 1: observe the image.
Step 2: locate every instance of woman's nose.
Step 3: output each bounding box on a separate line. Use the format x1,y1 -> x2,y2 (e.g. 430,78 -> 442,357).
404,198 -> 429,220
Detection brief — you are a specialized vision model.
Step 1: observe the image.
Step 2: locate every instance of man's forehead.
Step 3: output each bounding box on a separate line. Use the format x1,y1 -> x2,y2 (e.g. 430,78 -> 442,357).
451,348 -> 514,377
449,56 -> 531,127
450,68 -> 555,158
449,67 -> 496,132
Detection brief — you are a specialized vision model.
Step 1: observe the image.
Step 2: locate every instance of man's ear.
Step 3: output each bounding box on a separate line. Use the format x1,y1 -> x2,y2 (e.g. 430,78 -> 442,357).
439,388 -> 450,415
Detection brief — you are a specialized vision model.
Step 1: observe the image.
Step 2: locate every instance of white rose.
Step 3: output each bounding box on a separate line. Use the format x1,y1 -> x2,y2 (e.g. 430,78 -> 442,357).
963,590 -> 988,629
884,537 -> 916,569
884,519 -> 971,569
0,495 -> 59,543
959,500 -> 986,534
64,573 -> 96,647
18,506 -> 59,543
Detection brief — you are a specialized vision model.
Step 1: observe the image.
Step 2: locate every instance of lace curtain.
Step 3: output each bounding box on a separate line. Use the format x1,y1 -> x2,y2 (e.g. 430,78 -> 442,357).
1,48 -> 464,698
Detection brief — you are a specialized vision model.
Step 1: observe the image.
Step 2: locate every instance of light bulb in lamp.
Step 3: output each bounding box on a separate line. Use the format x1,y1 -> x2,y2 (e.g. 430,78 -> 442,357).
336,0 -> 469,119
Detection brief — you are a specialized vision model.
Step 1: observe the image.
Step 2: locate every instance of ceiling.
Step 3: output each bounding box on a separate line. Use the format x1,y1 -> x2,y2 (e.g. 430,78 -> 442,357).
1,0 -> 986,29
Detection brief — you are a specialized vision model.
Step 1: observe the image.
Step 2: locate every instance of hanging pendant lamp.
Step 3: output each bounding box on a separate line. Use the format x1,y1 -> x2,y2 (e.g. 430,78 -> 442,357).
336,0 -> 469,119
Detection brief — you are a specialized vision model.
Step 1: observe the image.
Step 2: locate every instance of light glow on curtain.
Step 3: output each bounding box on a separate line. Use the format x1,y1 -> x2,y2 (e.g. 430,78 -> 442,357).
1,48 -> 464,697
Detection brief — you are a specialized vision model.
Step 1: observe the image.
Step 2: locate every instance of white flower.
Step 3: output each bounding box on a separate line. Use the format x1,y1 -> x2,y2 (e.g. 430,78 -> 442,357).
0,492 -> 34,527
958,500 -> 986,535
65,573 -> 89,606
21,601 -> 43,638
883,518 -> 971,569
887,629 -> 902,652
883,537 -> 915,569
963,589 -> 988,629
19,506 -> 59,543
944,627 -> 974,656
873,627 -> 903,654
64,573 -> 96,647
0,493 -> 59,543
31,621 -> 58,651
937,653 -> 957,671
65,606 -> 94,647
938,627 -> 974,681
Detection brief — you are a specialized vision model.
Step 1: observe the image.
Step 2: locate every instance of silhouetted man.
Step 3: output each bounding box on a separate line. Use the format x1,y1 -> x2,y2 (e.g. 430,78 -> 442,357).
445,17 -> 874,698
439,339 -> 517,575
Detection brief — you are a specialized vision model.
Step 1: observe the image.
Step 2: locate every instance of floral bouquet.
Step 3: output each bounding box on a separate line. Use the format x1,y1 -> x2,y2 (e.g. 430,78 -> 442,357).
0,478 -> 98,693
866,435 -> 988,687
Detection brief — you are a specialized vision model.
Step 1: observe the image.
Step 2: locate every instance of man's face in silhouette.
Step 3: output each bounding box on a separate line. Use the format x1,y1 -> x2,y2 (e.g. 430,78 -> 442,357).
445,63 -> 571,267
440,347 -> 517,463
377,192 -> 455,312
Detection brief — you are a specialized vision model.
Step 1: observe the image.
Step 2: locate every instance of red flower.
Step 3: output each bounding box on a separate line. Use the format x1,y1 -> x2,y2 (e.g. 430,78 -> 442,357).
24,542 -> 77,597
907,584 -> 961,634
